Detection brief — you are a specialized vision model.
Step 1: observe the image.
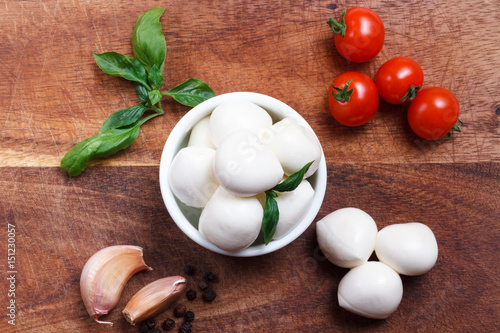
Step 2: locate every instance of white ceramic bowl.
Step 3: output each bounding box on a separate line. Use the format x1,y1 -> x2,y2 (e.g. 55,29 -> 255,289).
159,92 -> 327,257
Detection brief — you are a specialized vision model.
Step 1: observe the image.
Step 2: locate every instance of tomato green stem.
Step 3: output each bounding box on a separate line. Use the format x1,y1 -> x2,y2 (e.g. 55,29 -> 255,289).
327,9 -> 347,38
400,85 -> 421,102
447,119 -> 463,137
332,79 -> 353,102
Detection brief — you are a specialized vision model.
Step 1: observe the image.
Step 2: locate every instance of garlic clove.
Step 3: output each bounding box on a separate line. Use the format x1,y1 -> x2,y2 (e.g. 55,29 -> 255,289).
80,245 -> 152,326
122,276 -> 187,325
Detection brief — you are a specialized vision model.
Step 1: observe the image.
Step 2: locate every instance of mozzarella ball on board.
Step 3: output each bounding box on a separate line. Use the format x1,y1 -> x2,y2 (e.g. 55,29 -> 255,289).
316,207 -> 377,268
273,180 -> 315,240
209,100 -> 272,146
188,116 -> 216,149
213,129 -> 284,197
338,261 -> 403,319
169,146 -> 219,208
375,222 -> 438,276
199,186 -> 263,252
261,118 -> 321,178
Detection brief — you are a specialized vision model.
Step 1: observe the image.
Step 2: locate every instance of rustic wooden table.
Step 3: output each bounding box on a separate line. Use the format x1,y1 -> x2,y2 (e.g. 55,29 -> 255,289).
1,1 -> 499,332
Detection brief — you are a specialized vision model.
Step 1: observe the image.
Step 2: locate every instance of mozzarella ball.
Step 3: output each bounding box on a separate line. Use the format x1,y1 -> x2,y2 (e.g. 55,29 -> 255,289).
273,180 -> 315,240
209,100 -> 272,146
261,118 -> 321,178
169,146 -> 218,208
188,116 -> 216,149
213,129 -> 284,197
338,261 -> 403,319
316,207 -> 377,268
375,223 -> 438,276
199,186 -> 263,252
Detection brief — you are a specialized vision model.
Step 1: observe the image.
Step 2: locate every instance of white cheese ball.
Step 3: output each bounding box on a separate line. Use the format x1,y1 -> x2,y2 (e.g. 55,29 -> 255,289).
375,223 -> 438,276
273,180 -> 315,240
199,186 -> 263,252
261,118 -> 321,178
213,129 -> 284,197
188,116 -> 216,149
316,207 -> 377,268
169,146 -> 218,208
338,261 -> 403,319
209,100 -> 272,146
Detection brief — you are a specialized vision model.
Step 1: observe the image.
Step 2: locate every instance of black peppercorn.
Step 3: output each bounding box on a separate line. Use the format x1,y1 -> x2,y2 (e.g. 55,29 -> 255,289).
146,318 -> 157,329
162,318 -> 175,331
186,289 -> 197,301
174,303 -> 187,318
150,329 -> 161,333
203,289 -> 216,302
198,281 -> 208,290
184,310 -> 195,322
184,265 -> 195,275
139,321 -> 150,333
202,271 -> 215,282
179,321 -> 193,333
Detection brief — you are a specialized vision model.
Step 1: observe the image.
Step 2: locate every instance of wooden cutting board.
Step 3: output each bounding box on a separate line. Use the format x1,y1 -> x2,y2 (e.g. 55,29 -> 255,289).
1,0 -> 499,332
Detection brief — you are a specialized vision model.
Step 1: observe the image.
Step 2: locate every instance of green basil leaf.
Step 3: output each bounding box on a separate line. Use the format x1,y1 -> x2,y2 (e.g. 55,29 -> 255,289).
161,78 -> 215,107
61,124 -> 141,177
99,104 -> 149,133
272,161 -> 314,192
133,82 -> 151,103
131,6 -> 166,73
262,191 -> 280,245
147,64 -> 164,90
148,89 -> 162,106
93,52 -> 149,88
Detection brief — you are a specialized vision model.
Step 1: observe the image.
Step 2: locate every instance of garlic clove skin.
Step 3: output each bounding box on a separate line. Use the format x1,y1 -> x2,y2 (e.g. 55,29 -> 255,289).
188,116 -> 216,149
169,146 -> 219,208
199,186 -> 263,252
261,118 -> 321,178
316,207 -> 378,268
213,129 -> 284,197
80,245 -> 152,326
375,222 -> 438,276
338,261 -> 403,319
209,100 -> 272,147
272,180 -> 315,240
123,276 -> 186,325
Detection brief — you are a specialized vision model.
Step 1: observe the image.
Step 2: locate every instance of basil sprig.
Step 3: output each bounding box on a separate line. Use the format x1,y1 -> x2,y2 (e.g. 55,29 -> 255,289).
61,7 -> 215,176
262,161 -> 314,245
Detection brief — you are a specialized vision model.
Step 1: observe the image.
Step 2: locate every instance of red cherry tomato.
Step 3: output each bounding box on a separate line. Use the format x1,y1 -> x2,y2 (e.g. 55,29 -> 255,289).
375,57 -> 424,104
328,8 -> 385,63
328,72 -> 379,127
407,87 -> 460,140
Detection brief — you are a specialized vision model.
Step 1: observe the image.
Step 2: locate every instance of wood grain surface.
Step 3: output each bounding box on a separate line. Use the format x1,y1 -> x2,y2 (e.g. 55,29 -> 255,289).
1,0 -> 499,332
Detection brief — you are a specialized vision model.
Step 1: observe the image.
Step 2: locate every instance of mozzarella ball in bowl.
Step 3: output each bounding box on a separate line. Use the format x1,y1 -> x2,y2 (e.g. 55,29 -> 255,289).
316,207 -> 378,268
199,186 -> 263,252
210,100 -> 272,146
168,146 -> 219,208
213,129 -> 284,197
375,222 -> 438,276
273,180 -> 315,240
261,118 -> 322,178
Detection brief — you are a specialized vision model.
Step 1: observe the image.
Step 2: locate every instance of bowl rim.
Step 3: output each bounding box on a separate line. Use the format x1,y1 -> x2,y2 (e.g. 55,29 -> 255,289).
159,92 -> 327,257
